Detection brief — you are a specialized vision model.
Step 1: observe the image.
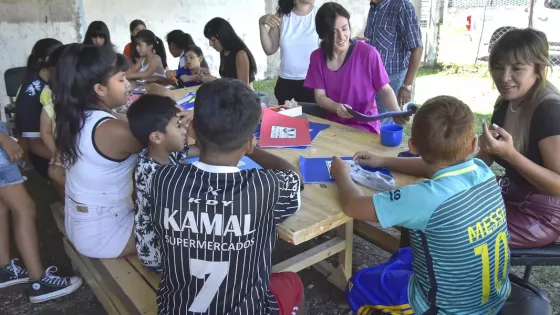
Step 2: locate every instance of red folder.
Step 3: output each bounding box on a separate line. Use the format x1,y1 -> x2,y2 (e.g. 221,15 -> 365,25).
258,108 -> 312,148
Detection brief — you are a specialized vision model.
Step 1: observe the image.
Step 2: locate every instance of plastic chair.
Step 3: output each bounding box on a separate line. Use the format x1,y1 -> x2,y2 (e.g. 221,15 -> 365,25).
510,239 -> 560,282
3,66 -> 26,136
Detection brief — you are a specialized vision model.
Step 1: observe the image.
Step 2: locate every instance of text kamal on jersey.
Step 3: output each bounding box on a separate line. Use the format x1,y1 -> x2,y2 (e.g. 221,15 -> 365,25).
163,196 -> 257,252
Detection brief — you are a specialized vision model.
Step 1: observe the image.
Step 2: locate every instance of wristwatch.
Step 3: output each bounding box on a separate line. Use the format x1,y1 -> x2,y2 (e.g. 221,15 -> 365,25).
401,84 -> 413,91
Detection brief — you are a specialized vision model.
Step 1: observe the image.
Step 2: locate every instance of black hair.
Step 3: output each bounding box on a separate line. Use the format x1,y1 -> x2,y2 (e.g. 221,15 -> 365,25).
203,18 -> 257,78
185,45 -> 209,68
168,30 -> 208,69
83,21 -> 112,46
277,0 -> 296,15
127,94 -> 179,146
54,44 -> 129,167
129,19 -> 146,34
193,79 -> 261,153
26,38 -> 63,76
135,30 -> 168,69
316,2 -> 350,60
43,44 -> 67,88
166,30 -> 195,49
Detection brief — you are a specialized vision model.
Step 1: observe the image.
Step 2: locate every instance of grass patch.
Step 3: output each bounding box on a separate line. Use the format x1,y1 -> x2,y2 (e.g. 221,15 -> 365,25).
417,63 -> 491,78
254,79 -> 276,93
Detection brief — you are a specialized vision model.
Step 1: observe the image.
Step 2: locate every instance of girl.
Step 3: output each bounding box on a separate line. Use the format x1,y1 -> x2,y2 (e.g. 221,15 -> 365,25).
259,0 -> 318,104
203,18 -> 257,88
478,28 -> 560,249
39,45 -> 67,197
54,44 -> 142,259
175,46 -> 207,88
126,30 -> 167,80
0,121 -> 82,303
83,21 -> 112,47
123,20 -> 146,63
15,38 -> 62,180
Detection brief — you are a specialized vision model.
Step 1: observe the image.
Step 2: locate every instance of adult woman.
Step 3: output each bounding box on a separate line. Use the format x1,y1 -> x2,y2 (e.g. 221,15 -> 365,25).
54,44 -> 142,259
203,18 -> 257,88
304,2 -> 404,134
15,38 -> 62,179
123,20 -> 146,63
83,21 -> 112,47
259,0 -> 318,104
259,0 -> 319,104
478,28 -> 560,249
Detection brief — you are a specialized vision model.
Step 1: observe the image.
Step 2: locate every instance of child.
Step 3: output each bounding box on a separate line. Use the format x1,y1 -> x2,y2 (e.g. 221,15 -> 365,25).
15,38 -> 62,180
54,44 -> 142,259
126,94 -> 199,270
83,21 -> 112,47
0,122 -> 82,302
140,79 -> 305,315
330,95 -> 511,314
38,44 -> 67,197
126,30 -> 167,80
175,45 -> 207,88
123,19 -> 146,62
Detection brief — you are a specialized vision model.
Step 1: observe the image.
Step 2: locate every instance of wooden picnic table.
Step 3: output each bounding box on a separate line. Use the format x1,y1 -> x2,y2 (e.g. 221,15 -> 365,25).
51,85 -> 420,315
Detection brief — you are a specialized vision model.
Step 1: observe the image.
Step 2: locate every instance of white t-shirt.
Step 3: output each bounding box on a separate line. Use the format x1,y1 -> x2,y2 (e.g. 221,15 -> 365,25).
278,6 -> 320,80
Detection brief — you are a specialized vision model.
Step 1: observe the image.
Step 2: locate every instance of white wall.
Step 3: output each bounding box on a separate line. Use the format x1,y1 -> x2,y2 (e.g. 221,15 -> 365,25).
0,0 -> 81,108
0,0 -> 424,108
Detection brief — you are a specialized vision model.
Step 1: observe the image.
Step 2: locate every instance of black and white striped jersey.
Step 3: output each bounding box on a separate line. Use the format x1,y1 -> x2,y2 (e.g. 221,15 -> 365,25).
148,161 -> 301,315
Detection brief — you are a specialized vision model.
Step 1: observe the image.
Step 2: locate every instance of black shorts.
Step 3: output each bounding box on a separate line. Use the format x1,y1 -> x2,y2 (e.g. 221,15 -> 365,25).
28,151 -> 50,179
274,77 -> 315,105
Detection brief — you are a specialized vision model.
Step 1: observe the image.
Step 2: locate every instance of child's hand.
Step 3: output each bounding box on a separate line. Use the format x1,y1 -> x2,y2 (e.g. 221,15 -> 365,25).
353,151 -> 385,168
330,156 -> 350,181
165,70 -> 176,79
176,110 -> 194,128
394,115 -> 410,126
337,104 -> 354,120
2,137 -> 23,163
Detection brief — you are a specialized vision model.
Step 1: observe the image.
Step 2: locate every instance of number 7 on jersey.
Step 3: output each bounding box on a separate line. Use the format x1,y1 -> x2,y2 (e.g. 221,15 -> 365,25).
188,259 -> 230,312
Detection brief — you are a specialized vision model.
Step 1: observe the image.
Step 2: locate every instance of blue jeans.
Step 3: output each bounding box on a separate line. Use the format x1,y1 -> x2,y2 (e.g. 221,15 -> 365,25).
0,122 -> 26,188
375,69 -> 407,126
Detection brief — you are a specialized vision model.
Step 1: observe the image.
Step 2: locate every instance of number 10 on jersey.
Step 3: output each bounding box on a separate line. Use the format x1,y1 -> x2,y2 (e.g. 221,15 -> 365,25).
474,231 -> 509,304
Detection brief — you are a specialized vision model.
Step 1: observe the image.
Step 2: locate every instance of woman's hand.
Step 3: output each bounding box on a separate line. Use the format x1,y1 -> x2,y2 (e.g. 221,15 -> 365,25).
337,104 -> 354,120
353,151 -> 386,168
393,114 -> 410,126
259,14 -> 281,28
479,122 -> 516,160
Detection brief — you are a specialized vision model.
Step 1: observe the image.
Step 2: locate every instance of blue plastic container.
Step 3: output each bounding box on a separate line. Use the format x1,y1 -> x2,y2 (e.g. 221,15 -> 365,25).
380,124 -> 404,147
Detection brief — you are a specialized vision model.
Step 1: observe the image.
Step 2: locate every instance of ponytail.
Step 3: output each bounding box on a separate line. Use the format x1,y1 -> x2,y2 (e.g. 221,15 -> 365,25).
155,36 -> 168,68
54,44 -> 128,167
277,0 -> 296,15
136,30 -> 168,67
26,38 -> 62,76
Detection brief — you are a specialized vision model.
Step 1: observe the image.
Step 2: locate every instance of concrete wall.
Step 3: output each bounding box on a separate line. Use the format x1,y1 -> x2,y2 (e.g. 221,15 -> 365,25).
0,0 -> 424,107
0,0 -> 81,108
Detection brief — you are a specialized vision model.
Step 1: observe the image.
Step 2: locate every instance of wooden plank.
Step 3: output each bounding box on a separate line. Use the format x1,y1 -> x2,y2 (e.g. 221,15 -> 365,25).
338,220 -> 354,280
354,221 -> 400,254
63,238 -> 127,315
272,238 -> 346,273
125,256 -> 160,291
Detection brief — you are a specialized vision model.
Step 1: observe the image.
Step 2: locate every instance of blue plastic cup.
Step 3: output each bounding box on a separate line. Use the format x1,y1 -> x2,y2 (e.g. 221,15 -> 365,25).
380,124 -> 404,147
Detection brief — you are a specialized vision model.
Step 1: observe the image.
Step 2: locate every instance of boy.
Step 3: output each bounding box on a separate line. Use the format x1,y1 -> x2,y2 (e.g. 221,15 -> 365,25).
127,94 -> 199,270
330,96 -> 511,314
141,79 -> 304,315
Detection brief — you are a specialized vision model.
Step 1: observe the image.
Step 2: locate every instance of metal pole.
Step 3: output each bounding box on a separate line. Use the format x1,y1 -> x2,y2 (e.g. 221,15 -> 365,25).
528,0 -> 535,28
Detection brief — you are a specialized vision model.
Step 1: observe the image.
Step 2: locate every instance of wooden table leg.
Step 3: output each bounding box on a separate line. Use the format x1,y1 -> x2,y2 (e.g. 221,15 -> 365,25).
338,219 -> 354,280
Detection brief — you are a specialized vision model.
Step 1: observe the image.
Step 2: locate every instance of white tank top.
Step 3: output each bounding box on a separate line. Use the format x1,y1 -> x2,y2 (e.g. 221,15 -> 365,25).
65,110 -> 137,207
140,58 -> 166,78
278,6 -> 320,80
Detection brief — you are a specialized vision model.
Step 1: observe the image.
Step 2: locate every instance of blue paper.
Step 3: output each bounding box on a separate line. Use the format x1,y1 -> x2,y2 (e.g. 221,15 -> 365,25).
346,104 -> 418,122
185,156 -> 262,170
298,156 -> 392,184
177,92 -> 196,110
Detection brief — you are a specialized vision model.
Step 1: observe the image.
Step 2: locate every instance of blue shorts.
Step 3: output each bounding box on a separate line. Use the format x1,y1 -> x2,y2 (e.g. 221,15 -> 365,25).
347,248 -> 414,314
0,123 -> 25,188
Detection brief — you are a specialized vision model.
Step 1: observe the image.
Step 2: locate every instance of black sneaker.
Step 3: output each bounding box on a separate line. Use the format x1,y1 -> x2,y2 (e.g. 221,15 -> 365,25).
0,258 -> 29,288
28,266 -> 83,303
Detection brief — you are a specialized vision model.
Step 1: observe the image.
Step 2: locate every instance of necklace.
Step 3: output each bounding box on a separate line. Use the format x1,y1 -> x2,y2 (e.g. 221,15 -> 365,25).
509,102 -> 520,113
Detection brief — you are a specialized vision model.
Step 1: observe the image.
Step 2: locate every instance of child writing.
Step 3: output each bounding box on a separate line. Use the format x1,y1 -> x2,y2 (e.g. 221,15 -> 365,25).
330,95 -> 511,314
54,44 -> 143,259
0,122 -> 82,302
139,79 -> 305,315
126,94 -> 199,270
126,30 -> 167,80
175,45 -> 208,88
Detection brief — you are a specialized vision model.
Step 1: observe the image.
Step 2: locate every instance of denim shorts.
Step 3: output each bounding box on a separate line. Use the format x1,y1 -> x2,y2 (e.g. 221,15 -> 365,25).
0,123 -> 25,188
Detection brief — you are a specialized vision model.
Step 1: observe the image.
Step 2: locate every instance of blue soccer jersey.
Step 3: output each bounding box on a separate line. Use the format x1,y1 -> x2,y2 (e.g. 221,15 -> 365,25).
374,158 -> 511,314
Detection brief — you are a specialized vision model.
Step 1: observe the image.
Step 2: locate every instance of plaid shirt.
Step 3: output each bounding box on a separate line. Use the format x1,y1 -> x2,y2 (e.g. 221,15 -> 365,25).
364,0 -> 423,75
